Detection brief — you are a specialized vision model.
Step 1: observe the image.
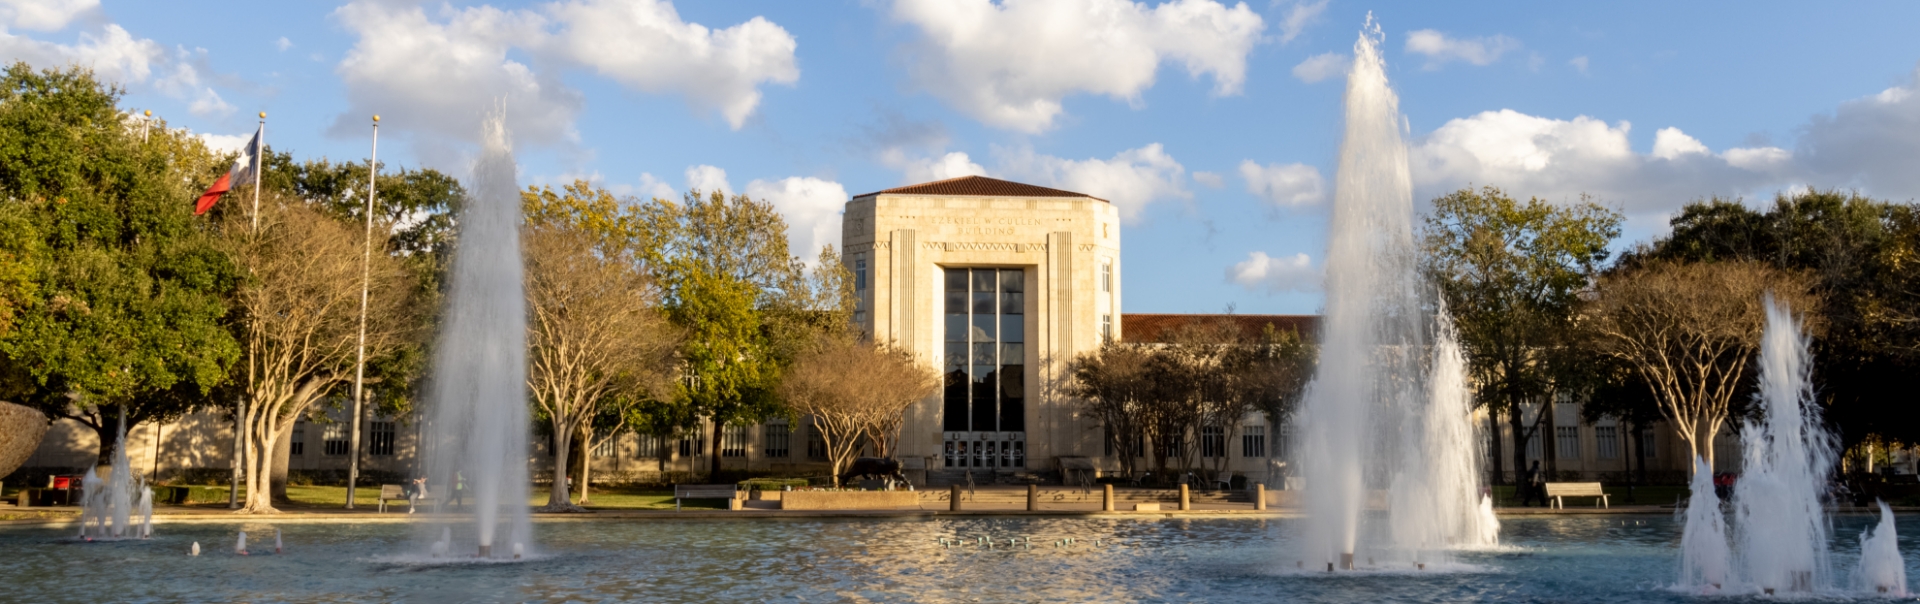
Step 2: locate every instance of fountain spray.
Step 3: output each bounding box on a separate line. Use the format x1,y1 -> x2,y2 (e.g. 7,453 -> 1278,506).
420,111 -> 533,560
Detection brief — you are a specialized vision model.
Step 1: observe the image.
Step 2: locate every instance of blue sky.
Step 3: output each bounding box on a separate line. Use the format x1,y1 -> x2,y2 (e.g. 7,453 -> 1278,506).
10,0 -> 1920,314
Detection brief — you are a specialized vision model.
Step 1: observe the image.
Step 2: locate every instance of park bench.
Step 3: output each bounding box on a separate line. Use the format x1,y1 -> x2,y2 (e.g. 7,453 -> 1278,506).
1544,482 -> 1609,509
377,484 -> 435,513
673,484 -> 742,511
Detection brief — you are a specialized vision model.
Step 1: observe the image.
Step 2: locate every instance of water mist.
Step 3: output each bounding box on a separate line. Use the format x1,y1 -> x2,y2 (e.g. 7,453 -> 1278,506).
420,113 -> 533,559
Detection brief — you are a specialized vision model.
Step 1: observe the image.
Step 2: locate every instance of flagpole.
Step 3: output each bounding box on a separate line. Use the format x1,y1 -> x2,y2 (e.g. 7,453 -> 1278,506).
232,111 -> 264,509
346,115 -> 379,509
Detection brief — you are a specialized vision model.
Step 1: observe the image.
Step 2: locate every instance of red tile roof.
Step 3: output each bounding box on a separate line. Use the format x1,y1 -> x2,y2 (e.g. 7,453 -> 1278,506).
1122,314 -> 1319,344
855,175 -> 1108,202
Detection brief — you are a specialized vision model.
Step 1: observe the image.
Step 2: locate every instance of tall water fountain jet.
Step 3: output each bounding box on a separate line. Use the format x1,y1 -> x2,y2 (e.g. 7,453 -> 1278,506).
1730,294 -> 1833,593
78,410 -> 151,540
421,113 -> 533,559
1294,17 -> 1495,569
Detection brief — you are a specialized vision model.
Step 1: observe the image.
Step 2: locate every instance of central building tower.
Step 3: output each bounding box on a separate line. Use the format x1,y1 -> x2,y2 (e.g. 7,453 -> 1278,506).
841,176 -> 1119,483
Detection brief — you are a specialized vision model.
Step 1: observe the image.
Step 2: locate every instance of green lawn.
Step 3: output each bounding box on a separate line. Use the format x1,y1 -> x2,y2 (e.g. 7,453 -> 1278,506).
1490,484 -> 1689,507
166,484 -> 729,511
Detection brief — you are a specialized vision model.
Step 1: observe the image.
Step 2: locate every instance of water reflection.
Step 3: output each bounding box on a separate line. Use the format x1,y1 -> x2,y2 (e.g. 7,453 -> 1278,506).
1,515 -> 1915,603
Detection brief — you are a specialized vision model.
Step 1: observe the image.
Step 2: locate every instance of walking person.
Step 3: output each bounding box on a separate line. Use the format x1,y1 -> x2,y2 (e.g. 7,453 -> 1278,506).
407,476 -> 428,514
1521,460 -> 1547,507
448,471 -> 466,510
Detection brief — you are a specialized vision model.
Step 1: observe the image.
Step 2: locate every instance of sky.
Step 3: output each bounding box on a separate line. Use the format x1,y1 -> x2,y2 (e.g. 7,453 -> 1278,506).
7,0 -> 1920,315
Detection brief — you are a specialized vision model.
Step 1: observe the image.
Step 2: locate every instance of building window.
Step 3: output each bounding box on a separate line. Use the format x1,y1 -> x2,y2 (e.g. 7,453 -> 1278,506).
854,255 -> 868,291
807,419 -> 827,460
1100,260 -> 1112,293
323,423 -> 349,456
1100,314 -> 1113,343
942,267 -> 1027,468
634,434 -> 661,459
763,419 -> 791,458
1243,425 -> 1267,458
721,424 -> 750,457
1526,430 -> 1543,461
1276,422 -> 1292,459
1162,434 -> 1183,460
370,421 -> 395,456
290,422 -> 305,456
1556,426 -> 1581,460
1596,426 -> 1619,459
1640,429 -> 1656,458
593,436 -> 617,458
1201,425 -> 1225,458
679,425 -> 704,458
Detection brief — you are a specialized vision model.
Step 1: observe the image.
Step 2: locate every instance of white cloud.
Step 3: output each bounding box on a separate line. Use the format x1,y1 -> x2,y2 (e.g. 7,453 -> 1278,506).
0,0 -> 97,32
635,172 -> 677,200
886,0 -> 1265,132
330,0 -> 800,153
1239,160 -> 1323,207
1650,127 -> 1708,160
994,142 -> 1190,222
1228,251 -> 1318,293
1192,170 -> 1224,188
544,0 -> 798,129
1405,29 -> 1518,69
1291,51 -> 1345,84
883,150 -> 988,185
1568,55 -> 1588,75
684,164 -> 732,196
1276,0 -> 1327,44
275,36 -> 292,51
1793,64 -> 1920,198
197,133 -> 249,154
745,176 -> 848,263
1408,109 -> 1791,214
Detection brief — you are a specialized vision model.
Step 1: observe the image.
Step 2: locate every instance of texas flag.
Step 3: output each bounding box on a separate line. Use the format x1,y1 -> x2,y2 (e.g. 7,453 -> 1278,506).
193,126 -> 261,215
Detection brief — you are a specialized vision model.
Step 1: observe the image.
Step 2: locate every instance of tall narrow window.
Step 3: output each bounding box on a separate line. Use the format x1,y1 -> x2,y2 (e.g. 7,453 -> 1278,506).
807,419 -> 827,460
764,419 -> 791,458
1242,425 -> 1267,458
1201,425 -> 1225,458
1100,314 -> 1113,343
854,255 -> 868,291
323,423 -> 349,456
1556,426 -> 1581,460
370,421 -> 395,456
1640,429 -> 1656,458
942,267 -> 1026,468
290,422 -> 305,456
679,424 -> 704,458
1596,426 -> 1619,459
722,424 -> 749,457
1100,259 -> 1112,293
635,434 -> 660,459
593,437 -> 616,458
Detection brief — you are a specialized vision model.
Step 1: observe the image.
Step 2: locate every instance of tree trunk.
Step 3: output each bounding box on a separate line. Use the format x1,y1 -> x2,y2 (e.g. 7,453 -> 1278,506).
1543,396 -> 1559,478
241,429 -> 280,513
577,429 -> 592,506
90,420 -> 119,469
1507,400 -> 1528,496
547,426 -> 574,509
1486,410 -> 1504,485
1630,421 -> 1645,485
271,426 -> 292,503
708,417 -> 723,481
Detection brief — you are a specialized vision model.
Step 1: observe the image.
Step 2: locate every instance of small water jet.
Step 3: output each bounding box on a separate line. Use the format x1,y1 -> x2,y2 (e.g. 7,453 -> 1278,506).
236,531 -> 249,555
189,542 -> 199,557
1678,457 -> 1730,592
418,112 -> 534,561
1853,501 -> 1906,596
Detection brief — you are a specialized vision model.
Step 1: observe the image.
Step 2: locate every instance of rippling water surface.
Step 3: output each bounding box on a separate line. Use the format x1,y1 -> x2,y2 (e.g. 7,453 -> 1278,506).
5,514 -> 1917,603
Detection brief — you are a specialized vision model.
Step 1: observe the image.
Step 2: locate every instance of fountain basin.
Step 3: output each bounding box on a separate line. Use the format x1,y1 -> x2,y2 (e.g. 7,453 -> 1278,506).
779,490 -> 917,510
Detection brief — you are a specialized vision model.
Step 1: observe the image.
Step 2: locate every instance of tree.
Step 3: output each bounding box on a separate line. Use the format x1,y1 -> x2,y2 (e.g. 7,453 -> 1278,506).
1067,343 -> 1155,479
1585,260 -> 1817,470
1420,186 -> 1620,485
0,64 -> 241,466
522,223 -> 679,511
778,335 -> 938,486
652,190 -> 808,479
226,197 -> 418,513
1633,192 -> 1920,450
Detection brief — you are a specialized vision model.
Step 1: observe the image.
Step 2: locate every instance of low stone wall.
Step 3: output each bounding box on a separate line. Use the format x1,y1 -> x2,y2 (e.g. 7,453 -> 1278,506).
780,490 -> 919,510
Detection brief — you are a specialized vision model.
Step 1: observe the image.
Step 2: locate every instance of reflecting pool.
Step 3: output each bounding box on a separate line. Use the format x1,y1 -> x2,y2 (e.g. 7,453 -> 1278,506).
4,514 -> 1914,603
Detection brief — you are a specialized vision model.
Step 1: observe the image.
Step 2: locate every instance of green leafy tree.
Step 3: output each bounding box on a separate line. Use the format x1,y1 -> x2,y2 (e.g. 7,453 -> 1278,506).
0,64 -> 241,466
1420,186 -> 1620,485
